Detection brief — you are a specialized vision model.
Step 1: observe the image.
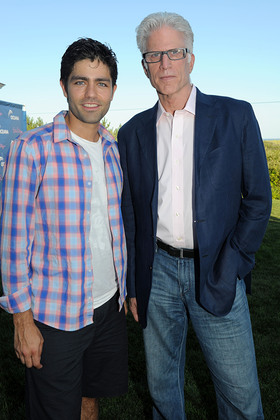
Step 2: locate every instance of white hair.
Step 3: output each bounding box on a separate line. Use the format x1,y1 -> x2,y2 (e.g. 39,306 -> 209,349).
136,12 -> 194,56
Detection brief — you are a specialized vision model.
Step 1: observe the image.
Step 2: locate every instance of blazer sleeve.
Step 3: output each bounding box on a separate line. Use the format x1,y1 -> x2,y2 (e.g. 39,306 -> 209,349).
230,102 -> 272,280
118,127 -> 136,298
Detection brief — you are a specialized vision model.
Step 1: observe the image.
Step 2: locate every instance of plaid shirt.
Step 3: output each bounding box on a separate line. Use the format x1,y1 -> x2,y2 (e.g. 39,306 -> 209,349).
0,111 -> 127,331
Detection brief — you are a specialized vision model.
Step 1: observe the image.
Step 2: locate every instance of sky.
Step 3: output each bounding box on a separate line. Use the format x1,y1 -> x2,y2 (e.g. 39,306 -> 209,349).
1,0 -> 280,139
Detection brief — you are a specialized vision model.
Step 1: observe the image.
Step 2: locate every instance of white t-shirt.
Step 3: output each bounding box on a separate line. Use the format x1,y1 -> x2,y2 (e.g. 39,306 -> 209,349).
71,132 -> 117,308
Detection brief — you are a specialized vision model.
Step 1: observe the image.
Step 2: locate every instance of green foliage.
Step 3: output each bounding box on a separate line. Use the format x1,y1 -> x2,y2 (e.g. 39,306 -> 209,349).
26,115 -> 120,137
26,115 -> 44,131
264,141 -> 280,200
101,117 -> 121,140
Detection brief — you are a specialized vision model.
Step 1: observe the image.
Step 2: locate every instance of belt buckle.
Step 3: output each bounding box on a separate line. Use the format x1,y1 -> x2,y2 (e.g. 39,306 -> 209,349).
180,248 -> 184,258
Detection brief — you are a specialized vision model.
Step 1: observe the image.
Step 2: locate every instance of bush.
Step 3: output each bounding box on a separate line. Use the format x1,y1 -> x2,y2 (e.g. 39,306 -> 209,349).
264,141 -> 280,200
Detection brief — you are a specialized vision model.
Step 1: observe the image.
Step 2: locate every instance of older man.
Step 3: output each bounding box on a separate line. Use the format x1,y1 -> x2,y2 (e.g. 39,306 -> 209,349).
118,12 -> 271,420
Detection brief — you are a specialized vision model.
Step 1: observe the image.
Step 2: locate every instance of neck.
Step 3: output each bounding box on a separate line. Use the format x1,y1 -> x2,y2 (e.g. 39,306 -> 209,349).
158,84 -> 193,115
65,112 -> 100,142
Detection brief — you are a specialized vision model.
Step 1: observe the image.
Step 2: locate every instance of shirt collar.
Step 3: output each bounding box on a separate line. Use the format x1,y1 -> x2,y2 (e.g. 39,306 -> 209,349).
52,111 -> 116,144
156,85 -> 197,124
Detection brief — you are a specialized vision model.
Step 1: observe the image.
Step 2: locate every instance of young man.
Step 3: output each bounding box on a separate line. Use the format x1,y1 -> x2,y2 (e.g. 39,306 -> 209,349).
118,12 -> 272,420
0,38 -> 127,420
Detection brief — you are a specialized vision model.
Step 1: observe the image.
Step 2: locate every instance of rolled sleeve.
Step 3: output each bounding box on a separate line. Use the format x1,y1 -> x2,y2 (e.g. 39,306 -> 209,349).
0,139 -> 37,314
0,283 -> 32,313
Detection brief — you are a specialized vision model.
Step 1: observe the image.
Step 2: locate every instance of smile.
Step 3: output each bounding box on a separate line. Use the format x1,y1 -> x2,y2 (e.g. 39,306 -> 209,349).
83,103 -> 99,109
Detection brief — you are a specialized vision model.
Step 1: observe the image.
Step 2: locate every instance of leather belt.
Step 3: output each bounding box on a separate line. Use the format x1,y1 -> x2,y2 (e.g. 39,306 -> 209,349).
156,239 -> 194,259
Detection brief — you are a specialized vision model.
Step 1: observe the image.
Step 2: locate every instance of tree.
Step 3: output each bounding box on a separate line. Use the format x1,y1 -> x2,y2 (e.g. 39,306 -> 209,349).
26,115 -> 121,139
26,115 -> 44,131
101,117 -> 121,140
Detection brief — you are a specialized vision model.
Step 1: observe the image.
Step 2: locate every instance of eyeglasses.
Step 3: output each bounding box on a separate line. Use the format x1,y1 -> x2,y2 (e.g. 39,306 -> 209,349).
143,48 -> 190,63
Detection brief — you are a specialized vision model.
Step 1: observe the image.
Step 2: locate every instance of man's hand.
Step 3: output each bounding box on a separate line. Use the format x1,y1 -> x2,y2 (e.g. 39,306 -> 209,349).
13,309 -> 44,369
124,300 -> 128,315
129,298 -> 139,322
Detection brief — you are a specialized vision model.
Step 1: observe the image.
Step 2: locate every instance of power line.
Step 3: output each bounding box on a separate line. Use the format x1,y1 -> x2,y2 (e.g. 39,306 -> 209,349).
29,105 -> 280,115
252,101 -> 280,104
28,101 -> 280,115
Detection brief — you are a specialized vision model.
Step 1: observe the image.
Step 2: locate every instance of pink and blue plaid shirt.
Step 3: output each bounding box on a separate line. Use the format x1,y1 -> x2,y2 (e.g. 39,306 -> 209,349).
0,111 -> 127,331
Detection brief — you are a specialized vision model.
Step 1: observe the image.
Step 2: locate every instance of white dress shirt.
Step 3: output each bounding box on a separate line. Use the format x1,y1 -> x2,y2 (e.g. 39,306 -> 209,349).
156,85 -> 196,249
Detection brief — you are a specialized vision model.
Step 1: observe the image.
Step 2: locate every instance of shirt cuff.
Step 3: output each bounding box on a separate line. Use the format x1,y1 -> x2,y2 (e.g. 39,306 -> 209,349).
0,285 -> 32,313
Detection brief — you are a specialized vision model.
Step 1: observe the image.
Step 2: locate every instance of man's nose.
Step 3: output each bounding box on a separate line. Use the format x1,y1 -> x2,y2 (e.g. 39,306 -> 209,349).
86,82 -> 97,97
160,52 -> 171,68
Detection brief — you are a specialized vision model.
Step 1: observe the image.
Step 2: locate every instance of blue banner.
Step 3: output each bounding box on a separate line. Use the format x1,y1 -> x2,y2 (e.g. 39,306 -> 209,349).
0,100 -> 27,183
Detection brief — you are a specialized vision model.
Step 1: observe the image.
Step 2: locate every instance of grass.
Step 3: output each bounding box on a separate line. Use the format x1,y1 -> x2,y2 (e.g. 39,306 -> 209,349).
0,200 -> 279,419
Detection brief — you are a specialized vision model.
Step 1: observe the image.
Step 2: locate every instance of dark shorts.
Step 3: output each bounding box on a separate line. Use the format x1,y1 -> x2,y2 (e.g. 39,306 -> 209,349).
25,293 -> 128,420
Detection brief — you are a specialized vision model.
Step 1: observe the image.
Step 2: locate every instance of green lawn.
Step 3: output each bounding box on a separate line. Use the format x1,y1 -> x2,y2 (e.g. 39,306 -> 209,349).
0,200 -> 279,419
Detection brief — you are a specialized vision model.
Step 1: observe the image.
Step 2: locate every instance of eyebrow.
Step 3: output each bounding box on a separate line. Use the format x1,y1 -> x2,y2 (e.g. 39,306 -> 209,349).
70,75 -> 111,83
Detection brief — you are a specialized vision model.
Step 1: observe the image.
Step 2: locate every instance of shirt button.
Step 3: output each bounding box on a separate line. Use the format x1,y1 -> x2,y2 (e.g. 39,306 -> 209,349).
176,212 -> 180,216
176,185 -> 180,190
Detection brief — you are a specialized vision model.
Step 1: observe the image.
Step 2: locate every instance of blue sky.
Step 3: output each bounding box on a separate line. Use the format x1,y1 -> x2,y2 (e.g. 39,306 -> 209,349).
1,0 -> 280,139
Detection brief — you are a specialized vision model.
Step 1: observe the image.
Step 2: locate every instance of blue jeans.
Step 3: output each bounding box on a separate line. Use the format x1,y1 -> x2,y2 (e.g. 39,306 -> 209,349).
143,247 -> 264,420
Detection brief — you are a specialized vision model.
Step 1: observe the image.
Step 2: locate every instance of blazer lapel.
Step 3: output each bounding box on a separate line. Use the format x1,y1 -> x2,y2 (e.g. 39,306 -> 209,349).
136,103 -> 158,236
194,90 -> 217,185
136,103 -> 158,175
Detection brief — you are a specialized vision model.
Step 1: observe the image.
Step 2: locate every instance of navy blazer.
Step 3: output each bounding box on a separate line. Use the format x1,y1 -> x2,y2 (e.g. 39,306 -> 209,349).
118,89 -> 272,328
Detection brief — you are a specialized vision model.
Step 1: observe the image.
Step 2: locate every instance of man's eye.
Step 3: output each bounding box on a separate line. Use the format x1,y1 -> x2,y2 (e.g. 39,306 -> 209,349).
75,81 -> 85,85
170,49 -> 180,56
151,52 -> 160,58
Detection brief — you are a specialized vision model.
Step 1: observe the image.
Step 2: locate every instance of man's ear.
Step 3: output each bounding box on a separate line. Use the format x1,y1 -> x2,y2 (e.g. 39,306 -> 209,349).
142,59 -> 149,78
189,53 -> 195,74
60,80 -> 68,98
111,84 -> 117,101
